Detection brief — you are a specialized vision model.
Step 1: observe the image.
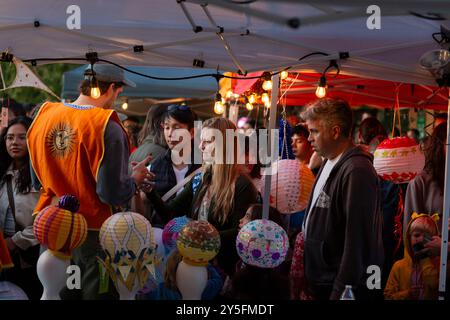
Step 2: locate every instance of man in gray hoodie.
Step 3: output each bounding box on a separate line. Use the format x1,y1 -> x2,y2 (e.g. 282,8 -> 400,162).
301,98 -> 384,300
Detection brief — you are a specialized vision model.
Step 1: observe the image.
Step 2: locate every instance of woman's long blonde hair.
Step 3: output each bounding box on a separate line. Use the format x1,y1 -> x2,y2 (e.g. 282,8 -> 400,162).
197,117 -> 241,225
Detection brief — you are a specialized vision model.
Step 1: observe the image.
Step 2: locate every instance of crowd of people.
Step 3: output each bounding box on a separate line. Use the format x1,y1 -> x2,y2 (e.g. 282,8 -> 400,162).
1,64 -> 449,300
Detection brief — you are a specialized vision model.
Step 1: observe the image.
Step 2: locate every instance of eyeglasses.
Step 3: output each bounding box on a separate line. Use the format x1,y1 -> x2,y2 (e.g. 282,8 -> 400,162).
168,104 -> 190,112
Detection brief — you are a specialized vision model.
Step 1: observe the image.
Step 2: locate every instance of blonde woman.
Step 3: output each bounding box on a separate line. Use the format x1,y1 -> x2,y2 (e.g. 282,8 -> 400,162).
147,117 -> 258,276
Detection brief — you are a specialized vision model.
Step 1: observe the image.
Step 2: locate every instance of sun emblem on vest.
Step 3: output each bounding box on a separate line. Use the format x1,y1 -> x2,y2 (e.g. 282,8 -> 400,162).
46,122 -> 77,158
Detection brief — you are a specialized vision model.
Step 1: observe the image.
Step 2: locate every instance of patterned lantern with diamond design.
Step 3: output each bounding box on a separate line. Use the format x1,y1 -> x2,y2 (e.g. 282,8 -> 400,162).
373,137 -> 425,184
99,212 -> 156,291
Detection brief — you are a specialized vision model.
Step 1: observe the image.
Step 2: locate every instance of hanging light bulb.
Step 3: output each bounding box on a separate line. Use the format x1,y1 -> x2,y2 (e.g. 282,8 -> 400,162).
280,71 -> 289,80
261,92 -> 270,104
226,90 -> 233,99
89,74 -> 101,99
315,75 -> 327,98
264,100 -> 271,109
248,94 -> 256,104
121,99 -> 128,110
246,102 -> 254,111
261,72 -> 273,91
214,92 -> 224,115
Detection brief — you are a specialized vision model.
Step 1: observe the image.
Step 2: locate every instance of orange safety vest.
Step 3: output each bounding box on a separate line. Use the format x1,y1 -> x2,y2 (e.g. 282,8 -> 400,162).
27,102 -> 129,230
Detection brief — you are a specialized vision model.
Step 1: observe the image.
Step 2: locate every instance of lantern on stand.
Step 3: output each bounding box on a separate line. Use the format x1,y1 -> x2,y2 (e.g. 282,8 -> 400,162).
175,220 -> 221,299
98,212 -> 156,300
33,195 -> 88,300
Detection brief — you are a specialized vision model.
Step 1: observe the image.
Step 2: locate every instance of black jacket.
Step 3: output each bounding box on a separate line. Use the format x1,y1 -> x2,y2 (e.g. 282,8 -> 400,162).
303,145 -> 384,300
150,149 -> 201,199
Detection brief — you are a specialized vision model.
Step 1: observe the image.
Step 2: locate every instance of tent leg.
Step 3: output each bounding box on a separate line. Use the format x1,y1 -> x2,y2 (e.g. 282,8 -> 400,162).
439,91 -> 450,300
262,73 -> 280,220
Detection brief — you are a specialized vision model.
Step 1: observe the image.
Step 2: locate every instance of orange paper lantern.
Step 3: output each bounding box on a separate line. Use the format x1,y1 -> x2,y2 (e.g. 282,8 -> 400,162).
33,195 -> 88,260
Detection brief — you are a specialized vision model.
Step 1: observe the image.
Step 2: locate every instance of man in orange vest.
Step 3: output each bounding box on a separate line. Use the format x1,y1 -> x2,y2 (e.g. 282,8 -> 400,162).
27,64 -> 153,299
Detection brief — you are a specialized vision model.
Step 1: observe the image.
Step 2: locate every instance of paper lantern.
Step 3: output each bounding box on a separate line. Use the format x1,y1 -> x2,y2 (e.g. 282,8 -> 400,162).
236,219 -> 289,268
162,216 -> 191,255
33,195 -> 88,260
261,159 -> 315,214
99,212 -> 156,291
176,220 -> 221,266
373,137 -> 425,184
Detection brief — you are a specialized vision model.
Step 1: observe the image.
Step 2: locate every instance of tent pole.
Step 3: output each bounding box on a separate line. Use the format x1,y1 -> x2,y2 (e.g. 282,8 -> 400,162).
438,90 -> 450,300
262,73 -> 280,220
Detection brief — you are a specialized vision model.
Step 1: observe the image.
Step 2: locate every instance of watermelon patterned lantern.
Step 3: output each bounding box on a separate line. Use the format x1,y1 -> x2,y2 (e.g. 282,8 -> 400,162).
33,195 -> 88,260
236,219 -> 289,268
162,216 -> 191,255
176,220 -> 221,266
99,212 -> 156,291
261,159 -> 315,214
373,137 -> 425,184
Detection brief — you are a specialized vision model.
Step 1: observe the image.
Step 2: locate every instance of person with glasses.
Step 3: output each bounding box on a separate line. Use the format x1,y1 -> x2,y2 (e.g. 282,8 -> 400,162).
148,104 -> 201,227
0,116 -> 41,300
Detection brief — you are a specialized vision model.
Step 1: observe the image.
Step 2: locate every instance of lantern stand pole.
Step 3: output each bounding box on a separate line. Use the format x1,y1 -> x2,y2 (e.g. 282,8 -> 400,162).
262,73 -> 280,220
438,88 -> 450,300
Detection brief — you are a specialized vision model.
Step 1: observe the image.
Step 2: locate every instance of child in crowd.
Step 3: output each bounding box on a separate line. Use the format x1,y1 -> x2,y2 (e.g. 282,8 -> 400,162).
384,213 -> 440,300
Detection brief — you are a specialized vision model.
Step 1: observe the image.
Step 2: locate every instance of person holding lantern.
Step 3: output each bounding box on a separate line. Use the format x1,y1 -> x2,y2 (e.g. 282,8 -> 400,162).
27,64 -> 153,300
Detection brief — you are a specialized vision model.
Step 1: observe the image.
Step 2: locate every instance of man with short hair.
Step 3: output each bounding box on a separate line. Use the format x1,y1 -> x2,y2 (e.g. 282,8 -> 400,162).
27,64 -> 152,299
300,98 -> 384,300
291,124 -> 314,165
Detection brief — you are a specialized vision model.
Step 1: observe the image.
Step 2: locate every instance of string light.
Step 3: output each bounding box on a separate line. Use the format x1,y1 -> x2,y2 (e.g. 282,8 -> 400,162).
315,75 -> 327,98
248,94 -> 256,104
261,92 -> 270,104
90,81 -> 101,99
264,100 -> 271,109
280,71 -> 289,80
226,90 -> 233,99
246,102 -> 254,111
262,72 -> 273,91
214,92 -> 225,114
121,99 -> 128,110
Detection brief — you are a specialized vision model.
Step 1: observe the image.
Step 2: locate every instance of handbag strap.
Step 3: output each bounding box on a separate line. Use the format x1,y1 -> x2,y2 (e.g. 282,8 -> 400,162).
5,174 -> 19,233
161,167 -> 202,202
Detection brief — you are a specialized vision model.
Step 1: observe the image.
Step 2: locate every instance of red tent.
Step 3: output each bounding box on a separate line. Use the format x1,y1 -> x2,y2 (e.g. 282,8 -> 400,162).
232,72 -> 448,111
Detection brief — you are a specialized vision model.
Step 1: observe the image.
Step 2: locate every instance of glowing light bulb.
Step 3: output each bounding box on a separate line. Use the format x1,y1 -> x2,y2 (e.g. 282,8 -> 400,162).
248,94 -> 256,104
246,102 -> 254,111
121,102 -> 128,110
315,75 -> 327,98
214,101 -> 225,114
262,80 -> 273,91
226,90 -> 233,99
265,100 -> 271,109
262,93 -> 269,104
280,71 -> 289,80
315,86 -> 327,98
90,86 -> 101,99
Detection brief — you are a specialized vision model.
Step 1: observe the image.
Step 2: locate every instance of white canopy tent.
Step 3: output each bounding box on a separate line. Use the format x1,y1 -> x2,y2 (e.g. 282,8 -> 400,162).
1,0 -> 450,298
